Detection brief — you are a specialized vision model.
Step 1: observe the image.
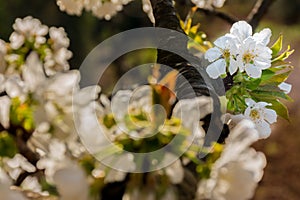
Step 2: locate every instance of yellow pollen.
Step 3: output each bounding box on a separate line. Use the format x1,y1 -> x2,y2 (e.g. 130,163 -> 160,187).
249,109 -> 260,120
243,52 -> 254,64
223,49 -> 230,59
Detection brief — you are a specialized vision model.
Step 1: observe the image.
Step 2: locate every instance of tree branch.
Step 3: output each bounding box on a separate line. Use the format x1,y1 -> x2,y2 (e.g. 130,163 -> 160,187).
197,7 -> 238,24
247,0 -> 276,29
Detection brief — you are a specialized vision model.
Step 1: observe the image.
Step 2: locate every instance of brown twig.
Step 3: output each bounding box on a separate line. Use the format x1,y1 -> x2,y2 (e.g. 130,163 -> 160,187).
197,7 -> 238,24
247,0 -> 276,29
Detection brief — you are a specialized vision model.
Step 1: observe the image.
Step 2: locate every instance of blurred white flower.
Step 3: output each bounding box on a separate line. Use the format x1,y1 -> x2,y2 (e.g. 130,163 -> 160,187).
197,120 -> 266,200
192,0 -> 226,9
9,16 -> 48,49
56,0 -> 85,16
37,139 -> 69,183
0,39 -> 7,73
5,154 -> 36,180
244,98 -> 277,138
22,52 -> 45,92
21,176 -> 45,195
0,168 -> 28,200
56,0 -> 132,20
0,96 -> 11,128
84,0 -> 102,11
142,0 -> 155,23
91,1 -> 123,20
49,27 -> 70,50
278,82 -> 292,94
165,159 -> 184,184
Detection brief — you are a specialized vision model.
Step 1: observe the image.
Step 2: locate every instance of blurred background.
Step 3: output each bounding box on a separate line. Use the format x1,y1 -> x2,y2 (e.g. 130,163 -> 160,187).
0,0 -> 299,199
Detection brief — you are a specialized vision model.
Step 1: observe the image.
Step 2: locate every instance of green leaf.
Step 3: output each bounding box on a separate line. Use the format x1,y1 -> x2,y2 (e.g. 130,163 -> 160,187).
268,99 -> 290,121
271,35 -> 283,57
244,78 -> 261,90
0,132 -> 18,158
272,45 -> 294,62
261,69 -> 275,81
260,70 -> 292,85
251,90 -> 292,101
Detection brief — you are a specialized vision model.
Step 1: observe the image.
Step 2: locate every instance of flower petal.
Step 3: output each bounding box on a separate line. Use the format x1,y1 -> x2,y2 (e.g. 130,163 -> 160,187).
264,108 -> 277,124
230,21 -> 252,42
245,64 -> 262,78
206,59 -> 226,79
245,98 -> 256,107
0,96 -> 11,128
255,120 -> 271,139
253,28 -> 271,45
229,57 -> 238,75
205,47 -> 222,62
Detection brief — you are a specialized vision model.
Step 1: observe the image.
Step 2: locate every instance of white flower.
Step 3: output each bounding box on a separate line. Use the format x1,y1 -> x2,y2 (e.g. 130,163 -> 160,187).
0,168 -> 28,200
205,21 -> 272,79
56,0 -> 85,16
205,35 -> 237,79
244,98 -> 277,138
229,21 -> 253,43
21,176 -> 44,194
278,82 -> 292,94
192,0 -> 226,9
22,52 -> 46,92
10,16 -> 48,49
84,0 -> 102,11
229,21 -> 272,78
142,0 -> 155,23
49,27 -> 70,50
230,37 -> 272,78
91,1 -> 124,20
197,120 -> 266,200
0,39 -> 7,73
164,159 -> 184,184
0,96 -> 11,129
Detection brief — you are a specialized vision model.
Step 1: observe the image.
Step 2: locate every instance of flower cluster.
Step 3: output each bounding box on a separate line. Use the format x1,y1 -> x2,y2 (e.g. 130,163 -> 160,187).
0,16 -> 98,199
203,21 -> 293,138
192,0 -> 226,9
197,120 -> 266,199
205,21 -> 272,79
55,0 -> 156,22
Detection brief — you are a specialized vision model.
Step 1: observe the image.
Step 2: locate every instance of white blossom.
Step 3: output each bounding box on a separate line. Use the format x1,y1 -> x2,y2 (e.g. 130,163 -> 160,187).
142,0 -> 155,23
56,0 -> 85,16
230,37 -> 272,78
197,120 -> 266,200
192,0 -> 226,9
0,96 -> 11,129
164,159 -> 184,184
49,27 -> 70,50
244,98 -> 277,138
9,16 -> 48,49
91,1 -> 124,20
0,39 -> 7,73
205,21 -> 272,79
0,168 -> 28,200
56,0 -> 133,20
205,35 -> 237,79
